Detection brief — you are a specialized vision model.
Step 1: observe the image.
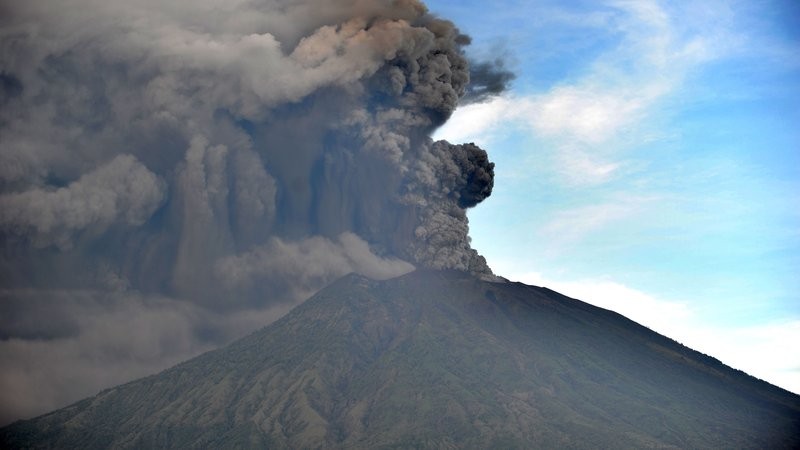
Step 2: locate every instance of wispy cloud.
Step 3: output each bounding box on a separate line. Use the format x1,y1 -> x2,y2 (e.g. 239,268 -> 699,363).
436,0 -> 730,185
536,194 -> 658,254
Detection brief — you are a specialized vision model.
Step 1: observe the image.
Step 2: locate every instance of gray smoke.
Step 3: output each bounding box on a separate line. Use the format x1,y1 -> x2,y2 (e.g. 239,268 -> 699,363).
0,0 -> 505,424
463,58 -> 516,103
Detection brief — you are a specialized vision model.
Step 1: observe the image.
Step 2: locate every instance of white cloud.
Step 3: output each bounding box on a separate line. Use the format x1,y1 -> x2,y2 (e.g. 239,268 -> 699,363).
535,195 -> 657,253
524,83 -> 668,144
502,270 -> 800,395
553,147 -> 622,185
433,96 -> 514,145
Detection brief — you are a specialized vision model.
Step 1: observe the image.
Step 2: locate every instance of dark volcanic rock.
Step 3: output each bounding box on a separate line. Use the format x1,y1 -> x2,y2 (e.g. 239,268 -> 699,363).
2,270 -> 799,448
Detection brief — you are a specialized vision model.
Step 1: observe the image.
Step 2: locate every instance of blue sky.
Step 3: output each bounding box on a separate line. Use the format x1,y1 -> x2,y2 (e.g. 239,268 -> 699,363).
427,0 -> 800,393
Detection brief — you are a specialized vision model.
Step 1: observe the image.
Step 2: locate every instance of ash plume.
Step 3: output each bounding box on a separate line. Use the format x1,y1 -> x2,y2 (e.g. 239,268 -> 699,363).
463,58 -> 516,103
0,0 -> 503,424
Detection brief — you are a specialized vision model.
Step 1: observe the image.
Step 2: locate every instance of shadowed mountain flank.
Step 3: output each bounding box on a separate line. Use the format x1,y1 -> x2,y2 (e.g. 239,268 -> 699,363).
2,270 -> 799,448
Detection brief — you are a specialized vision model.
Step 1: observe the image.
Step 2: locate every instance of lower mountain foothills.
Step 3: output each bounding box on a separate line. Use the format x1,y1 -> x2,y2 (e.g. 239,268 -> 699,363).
2,270 -> 798,448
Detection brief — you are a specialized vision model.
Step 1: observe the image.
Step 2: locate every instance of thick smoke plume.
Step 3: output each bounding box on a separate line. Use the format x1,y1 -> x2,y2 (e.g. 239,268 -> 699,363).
0,0 -> 507,424
463,59 -> 516,103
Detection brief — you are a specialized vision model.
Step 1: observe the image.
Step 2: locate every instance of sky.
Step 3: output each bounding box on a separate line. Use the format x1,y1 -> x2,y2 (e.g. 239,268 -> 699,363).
428,0 -> 800,393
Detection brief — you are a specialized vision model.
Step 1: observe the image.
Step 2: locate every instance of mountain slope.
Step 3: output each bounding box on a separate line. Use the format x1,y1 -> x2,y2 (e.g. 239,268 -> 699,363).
2,270 -> 799,448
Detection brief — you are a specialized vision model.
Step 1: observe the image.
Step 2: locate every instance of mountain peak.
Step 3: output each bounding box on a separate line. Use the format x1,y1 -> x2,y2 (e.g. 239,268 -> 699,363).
3,270 -> 799,448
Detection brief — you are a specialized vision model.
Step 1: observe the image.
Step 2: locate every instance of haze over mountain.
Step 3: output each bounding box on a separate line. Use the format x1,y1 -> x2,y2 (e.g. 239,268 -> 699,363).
3,270 -> 798,449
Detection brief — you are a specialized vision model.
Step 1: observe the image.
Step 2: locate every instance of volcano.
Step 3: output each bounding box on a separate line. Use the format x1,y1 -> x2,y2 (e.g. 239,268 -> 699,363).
2,270 -> 798,448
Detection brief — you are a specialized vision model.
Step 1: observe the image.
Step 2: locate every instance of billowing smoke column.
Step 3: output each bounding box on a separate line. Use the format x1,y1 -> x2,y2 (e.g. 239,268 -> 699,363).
0,0 -> 503,423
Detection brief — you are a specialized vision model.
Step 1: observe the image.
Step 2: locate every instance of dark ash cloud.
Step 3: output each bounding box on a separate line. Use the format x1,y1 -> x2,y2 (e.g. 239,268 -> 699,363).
462,59 -> 516,103
0,0 -> 498,424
